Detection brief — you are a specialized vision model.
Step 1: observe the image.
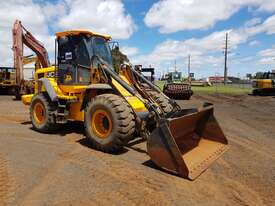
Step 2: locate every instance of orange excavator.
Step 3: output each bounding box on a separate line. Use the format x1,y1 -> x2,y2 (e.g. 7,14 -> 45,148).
12,20 -> 50,99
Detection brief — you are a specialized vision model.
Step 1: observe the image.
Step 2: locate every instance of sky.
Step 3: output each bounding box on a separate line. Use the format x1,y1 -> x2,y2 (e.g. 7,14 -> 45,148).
1,0 -> 275,79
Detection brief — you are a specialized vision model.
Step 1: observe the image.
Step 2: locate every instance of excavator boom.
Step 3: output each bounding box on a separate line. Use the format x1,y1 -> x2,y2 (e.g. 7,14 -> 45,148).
12,20 -> 50,85
12,20 -> 50,99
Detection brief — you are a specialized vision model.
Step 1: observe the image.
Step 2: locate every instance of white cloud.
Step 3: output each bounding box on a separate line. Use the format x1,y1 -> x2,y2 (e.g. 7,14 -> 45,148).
248,40 -> 260,46
132,29 -> 244,70
144,0 -> 275,33
133,14 -> 275,76
0,0 -> 136,68
258,57 -> 275,64
40,1 -> 67,23
244,18 -> 262,27
257,0 -> 275,12
258,45 -> 275,57
57,0 -> 136,39
257,46 -> 275,65
261,14 -> 275,34
121,46 -> 139,56
0,0 -> 52,67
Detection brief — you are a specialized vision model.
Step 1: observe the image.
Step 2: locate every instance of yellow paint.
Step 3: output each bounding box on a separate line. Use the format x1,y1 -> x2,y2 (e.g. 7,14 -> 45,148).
112,78 -> 131,97
24,57 -> 148,124
58,85 -> 88,93
111,75 -> 147,113
261,79 -> 272,88
254,79 -> 272,89
33,102 -> 45,124
35,66 -> 56,74
56,30 -> 111,40
125,96 -> 147,113
65,74 -> 72,82
23,55 -> 38,65
34,66 -> 56,93
91,109 -> 113,139
22,94 -> 34,105
68,102 -> 84,121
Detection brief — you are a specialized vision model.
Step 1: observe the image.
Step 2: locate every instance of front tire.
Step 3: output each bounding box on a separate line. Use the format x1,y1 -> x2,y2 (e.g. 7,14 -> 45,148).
30,94 -> 57,132
84,94 -> 135,153
147,91 -> 173,114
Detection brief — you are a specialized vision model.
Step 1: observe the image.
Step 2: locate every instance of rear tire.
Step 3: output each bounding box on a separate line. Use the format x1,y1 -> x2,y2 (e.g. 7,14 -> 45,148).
253,89 -> 261,96
84,94 -> 135,153
30,94 -> 57,132
147,91 -> 173,114
14,87 -> 21,100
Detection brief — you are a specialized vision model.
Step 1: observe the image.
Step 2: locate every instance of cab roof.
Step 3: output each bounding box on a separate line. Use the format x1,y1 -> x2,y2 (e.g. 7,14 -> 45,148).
55,30 -> 111,40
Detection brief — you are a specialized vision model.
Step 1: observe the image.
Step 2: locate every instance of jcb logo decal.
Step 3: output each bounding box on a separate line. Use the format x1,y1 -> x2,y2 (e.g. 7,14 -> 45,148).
47,72 -> 55,78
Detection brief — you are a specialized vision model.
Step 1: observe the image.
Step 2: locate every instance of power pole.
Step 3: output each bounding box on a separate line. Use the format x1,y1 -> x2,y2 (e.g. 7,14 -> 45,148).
188,54 -> 191,77
224,33 -> 228,85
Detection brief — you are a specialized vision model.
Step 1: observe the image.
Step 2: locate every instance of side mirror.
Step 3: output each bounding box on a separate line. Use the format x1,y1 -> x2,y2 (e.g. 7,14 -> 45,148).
109,41 -> 119,50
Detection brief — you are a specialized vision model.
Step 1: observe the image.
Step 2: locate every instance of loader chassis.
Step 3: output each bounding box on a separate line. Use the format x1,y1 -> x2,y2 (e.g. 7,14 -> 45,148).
21,28 -> 228,180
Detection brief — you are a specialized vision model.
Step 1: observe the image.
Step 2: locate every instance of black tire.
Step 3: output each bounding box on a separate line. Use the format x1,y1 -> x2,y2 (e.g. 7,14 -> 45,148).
252,89 -> 257,95
84,94 -> 135,153
147,91 -> 173,114
180,92 -> 192,100
8,87 -> 15,95
14,87 -> 21,100
30,93 -> 57,132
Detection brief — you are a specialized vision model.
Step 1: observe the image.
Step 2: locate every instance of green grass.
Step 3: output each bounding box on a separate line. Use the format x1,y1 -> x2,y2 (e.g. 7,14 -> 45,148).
191,85 -> 251,95
155,81 -> 252,95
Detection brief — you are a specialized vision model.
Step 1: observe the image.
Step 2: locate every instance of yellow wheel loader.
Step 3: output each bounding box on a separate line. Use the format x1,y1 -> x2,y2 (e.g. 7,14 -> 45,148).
21,29 -> 229,180
252,71 -> 275,95
0,67 -> 16,94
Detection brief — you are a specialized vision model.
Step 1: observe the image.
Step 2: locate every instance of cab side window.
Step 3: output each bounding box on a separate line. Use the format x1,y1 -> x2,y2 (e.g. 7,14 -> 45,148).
58,36 -> 77,84
57,35 -> 91,85
75,39 -> 90,84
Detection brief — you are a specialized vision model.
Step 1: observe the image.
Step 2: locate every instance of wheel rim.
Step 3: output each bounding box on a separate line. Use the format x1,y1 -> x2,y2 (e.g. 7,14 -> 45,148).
33,102 -> 45,124
91,109 -> 112,139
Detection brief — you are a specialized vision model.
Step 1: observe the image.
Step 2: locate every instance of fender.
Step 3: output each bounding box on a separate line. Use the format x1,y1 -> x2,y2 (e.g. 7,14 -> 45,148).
80,83 -> 113,111
39,78 -> 58,101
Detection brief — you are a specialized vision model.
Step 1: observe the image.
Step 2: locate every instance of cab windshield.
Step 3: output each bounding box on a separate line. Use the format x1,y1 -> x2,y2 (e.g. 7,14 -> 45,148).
84,36 -> 112,66
172,72 -> 182,81
262,72 -> 275,79
92,37 -> 112,66
57,35 -> 113,85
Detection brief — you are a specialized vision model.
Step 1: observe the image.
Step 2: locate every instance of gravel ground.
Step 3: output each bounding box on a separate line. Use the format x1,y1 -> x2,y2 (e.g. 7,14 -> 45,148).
0,94 -> 274,206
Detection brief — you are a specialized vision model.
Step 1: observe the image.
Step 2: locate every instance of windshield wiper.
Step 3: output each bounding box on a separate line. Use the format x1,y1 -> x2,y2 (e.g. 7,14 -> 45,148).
77,64 -> 90,70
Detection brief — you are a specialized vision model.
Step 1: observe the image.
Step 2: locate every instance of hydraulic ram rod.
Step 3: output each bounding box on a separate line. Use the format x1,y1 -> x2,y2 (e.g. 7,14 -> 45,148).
129,66 -> 162,93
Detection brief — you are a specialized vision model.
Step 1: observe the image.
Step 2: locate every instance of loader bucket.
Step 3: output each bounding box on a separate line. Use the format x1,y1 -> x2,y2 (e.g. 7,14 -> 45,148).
147,104 -> 228,180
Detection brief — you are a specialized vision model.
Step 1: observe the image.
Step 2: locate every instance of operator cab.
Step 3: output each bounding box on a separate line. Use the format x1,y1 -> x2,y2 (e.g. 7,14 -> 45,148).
255,72 -> 275,79
0,67 -> 15,82
263,72 -> 275,80
56,30 -> 112,85
167,71 -> 182,83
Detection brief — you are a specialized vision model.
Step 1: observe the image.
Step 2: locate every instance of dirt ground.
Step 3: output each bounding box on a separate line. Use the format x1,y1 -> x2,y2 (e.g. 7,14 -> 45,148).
0,94 -> 274,206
